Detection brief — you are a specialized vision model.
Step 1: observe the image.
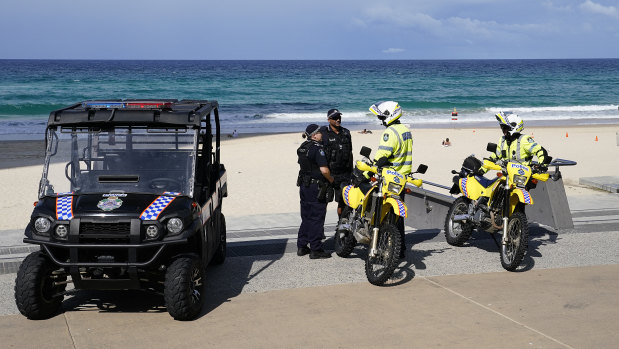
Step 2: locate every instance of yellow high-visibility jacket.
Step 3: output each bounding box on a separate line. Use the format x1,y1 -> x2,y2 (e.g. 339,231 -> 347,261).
489,133 -> 547,165
374,123 -> 413,175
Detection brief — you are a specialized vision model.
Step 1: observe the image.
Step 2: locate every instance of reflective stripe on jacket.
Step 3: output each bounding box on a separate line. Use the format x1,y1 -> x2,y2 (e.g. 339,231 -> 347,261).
374,123 -> 413,174
490,134 -> 545,165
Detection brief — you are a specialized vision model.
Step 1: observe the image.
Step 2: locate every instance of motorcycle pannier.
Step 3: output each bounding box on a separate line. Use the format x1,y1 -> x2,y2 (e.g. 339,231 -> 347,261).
462,156 -> 482,174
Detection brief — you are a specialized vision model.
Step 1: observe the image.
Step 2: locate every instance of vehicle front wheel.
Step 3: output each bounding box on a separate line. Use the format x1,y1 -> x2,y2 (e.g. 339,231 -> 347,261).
500,211 -> 529,271
444,196 -> 474,246
164,256 -> 204,320
14,252 -> 65,319
334,207 -> 357,257
365,223 -> 401,286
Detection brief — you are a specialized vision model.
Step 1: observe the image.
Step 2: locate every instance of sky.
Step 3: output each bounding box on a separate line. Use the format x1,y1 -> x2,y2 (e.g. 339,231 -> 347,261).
1,0 -> 618,59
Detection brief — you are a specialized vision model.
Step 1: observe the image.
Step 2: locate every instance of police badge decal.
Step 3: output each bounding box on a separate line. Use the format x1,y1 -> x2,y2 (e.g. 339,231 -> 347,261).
97,195 -> 123,211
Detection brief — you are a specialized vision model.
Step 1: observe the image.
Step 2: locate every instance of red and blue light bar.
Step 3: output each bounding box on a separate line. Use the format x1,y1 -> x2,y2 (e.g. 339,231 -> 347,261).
82,101 -> 173,109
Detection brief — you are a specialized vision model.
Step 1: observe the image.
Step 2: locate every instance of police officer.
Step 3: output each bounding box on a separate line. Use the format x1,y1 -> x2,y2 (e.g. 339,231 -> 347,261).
297,124 -> 334,259
319,109 -> 353,218
369,101 -> 413,259
487,111 -> 551,167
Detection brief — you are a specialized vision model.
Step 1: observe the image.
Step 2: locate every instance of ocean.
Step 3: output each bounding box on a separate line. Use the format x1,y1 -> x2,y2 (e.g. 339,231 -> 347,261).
1,59 -> 618,139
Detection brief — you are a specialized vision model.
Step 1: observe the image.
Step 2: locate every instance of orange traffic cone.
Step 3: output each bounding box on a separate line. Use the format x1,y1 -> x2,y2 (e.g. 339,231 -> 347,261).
595,136 -> 598,141
566,132 -> 569,138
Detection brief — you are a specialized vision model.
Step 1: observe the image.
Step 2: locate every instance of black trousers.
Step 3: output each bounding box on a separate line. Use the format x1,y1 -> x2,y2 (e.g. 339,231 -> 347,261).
298,183 -> 327,251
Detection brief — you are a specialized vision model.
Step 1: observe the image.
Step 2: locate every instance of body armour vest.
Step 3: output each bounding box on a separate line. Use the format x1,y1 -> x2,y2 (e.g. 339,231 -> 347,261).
297,140 -> 321,178
321,126 -> 352,174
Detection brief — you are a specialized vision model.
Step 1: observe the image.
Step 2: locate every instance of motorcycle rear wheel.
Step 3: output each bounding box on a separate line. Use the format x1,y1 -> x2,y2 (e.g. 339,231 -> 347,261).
334,207 -> 357,257
500,211 -> 529,271
444,197 -> 474,246
365,223 -> 401,286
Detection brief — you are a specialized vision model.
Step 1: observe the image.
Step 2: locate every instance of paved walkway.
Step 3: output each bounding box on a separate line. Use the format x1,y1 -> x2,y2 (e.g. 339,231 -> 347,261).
1,191 -> 618,348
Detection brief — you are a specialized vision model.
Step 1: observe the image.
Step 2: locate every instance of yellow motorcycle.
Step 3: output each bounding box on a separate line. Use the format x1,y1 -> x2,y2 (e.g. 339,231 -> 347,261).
444,143 -> 549,271
335,146 -> 427,285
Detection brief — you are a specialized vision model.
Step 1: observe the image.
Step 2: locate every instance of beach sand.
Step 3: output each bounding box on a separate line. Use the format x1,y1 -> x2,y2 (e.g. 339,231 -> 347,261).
1,124 -> 618,230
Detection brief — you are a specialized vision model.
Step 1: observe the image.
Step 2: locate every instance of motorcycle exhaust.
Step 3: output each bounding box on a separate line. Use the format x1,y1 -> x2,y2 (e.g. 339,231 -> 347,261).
452,214 -> 471,222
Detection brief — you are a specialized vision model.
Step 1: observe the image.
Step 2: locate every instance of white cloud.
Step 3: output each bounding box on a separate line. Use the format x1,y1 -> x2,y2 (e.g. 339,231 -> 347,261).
580,0 -> 619,18
383,48 -> 405,54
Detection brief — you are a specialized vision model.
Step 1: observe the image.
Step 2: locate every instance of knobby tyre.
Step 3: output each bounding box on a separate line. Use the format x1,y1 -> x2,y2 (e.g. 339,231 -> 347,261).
211,213 -> 227,265
334,207 -> 357,257
365,223 -> 401,286
500,211 -> 529,271
14,252 -> 66,320
164,256 -> 204,320
444,196 -> 474,246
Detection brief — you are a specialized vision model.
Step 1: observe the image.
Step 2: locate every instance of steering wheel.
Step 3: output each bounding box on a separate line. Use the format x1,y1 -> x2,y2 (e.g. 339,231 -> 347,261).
148,178 -> 182,191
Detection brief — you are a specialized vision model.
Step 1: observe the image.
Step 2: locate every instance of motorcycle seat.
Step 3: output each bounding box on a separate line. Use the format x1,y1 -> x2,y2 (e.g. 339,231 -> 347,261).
359,182 -> 373,195
474,175 -> 500,189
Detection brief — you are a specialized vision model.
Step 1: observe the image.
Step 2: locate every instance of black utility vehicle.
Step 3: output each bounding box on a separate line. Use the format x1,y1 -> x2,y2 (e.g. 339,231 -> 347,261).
15,100 -> 227,320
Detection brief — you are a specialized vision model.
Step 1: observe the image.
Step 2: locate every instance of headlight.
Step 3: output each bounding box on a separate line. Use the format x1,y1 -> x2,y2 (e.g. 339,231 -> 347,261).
54,225 -> 69,239
513,175 -> 528,187
34,217 -> 51,234
166,218 -> 184,235
387,182 -> 403,194
145,225 -> 160,239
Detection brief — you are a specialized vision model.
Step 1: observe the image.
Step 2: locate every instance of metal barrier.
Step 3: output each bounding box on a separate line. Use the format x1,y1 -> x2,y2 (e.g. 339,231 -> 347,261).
404,159 -> 577,231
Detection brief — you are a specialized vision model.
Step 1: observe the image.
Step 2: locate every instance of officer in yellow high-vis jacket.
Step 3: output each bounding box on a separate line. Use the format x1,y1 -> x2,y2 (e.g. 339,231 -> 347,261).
487,111 -> 551,168
369,101 -> 413,259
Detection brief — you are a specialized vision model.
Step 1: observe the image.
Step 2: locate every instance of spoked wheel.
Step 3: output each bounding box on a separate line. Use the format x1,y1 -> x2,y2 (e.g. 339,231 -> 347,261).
334,207 -> 357,257
164,256 -> 204,320
500,211 -> 529,271
14,252 -> 66,319
365,223 -> 401,286
444,196 -> 474,246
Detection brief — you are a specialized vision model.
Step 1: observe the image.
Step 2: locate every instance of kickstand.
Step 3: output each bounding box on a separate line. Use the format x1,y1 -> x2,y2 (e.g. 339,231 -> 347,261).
489,232 -> 500,249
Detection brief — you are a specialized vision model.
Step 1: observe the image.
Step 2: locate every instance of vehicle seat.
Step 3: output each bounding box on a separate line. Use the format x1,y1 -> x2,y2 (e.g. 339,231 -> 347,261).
474,175 -> 499,189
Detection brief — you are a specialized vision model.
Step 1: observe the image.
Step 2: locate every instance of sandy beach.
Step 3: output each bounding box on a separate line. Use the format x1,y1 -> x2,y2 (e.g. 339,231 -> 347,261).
1,123 -> 618,230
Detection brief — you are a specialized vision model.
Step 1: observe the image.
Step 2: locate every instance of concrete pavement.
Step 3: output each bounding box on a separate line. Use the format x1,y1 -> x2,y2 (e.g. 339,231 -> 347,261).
0,190 -> 618,348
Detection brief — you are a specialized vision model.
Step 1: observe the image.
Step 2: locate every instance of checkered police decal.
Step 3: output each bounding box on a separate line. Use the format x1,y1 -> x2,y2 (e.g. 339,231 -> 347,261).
139,192 -> 180,220
56,192 -> 74,220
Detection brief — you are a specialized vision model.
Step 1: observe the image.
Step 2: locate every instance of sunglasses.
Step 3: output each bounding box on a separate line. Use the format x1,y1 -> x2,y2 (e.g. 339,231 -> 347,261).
329,115 -> 341,121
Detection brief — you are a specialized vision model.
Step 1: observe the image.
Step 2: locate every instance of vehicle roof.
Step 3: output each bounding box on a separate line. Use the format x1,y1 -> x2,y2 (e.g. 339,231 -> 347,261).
47,99 -> 218,128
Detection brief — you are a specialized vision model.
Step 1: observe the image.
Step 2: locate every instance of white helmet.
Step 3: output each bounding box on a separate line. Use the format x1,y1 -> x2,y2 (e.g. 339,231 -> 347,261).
495,111 -> 524,136
369,101 -> 402,126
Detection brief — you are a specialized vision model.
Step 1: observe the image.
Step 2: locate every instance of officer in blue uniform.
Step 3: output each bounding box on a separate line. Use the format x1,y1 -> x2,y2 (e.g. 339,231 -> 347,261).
297,124 -> 334,259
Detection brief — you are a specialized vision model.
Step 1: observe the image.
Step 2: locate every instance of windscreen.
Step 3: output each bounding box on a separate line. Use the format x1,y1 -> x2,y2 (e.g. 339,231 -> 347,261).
39,127 -> 197,197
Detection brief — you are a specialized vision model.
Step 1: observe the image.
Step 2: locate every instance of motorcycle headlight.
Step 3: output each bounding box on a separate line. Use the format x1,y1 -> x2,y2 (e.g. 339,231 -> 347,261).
166,218 -> 184,235
387,182 -> 403,194
34,217 -> 51,234
513,175 -> 528,188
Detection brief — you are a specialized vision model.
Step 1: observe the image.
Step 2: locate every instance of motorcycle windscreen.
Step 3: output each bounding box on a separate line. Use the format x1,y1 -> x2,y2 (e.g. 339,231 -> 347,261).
342,185 -> 365,209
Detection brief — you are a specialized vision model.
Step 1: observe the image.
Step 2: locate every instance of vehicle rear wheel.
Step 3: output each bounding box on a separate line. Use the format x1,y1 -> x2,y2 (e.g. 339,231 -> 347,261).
164,256 -> 204,320
365,223 -> 401,286
211,213 -> 227,265
14,252 -> 65,319
334,207 -> 357,257
500,211 -> 529,271
444,196 -> 474,246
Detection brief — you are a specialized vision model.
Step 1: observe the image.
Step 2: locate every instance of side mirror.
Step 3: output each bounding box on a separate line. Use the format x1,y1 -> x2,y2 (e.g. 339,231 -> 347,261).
486,143 -> 497,153
416,164 -> 428,174
360,146 -> 372,158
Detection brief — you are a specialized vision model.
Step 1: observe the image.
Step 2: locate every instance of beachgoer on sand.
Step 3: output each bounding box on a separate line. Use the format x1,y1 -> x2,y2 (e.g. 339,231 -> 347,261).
442,138 -> 451,146
296,124 -> 334,259
319,109 -> 353,219
369,101 -> 413,259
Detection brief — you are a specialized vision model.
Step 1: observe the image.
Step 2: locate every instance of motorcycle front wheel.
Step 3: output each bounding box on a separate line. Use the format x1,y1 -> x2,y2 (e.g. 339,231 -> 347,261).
500,211 -> 529,271
334,207 -> 357,257
444,196 -> 474,246
365,223 -> 401,286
